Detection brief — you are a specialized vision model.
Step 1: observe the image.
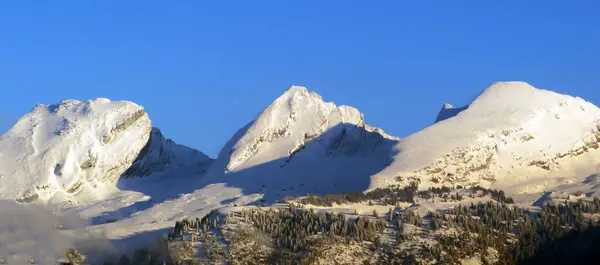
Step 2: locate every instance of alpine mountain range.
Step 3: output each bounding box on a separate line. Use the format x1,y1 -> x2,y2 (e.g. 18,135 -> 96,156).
2,81 -> 600,264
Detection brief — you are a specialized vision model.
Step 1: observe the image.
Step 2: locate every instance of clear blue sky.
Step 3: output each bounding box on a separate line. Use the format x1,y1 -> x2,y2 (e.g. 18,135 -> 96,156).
1,1 -> 599,157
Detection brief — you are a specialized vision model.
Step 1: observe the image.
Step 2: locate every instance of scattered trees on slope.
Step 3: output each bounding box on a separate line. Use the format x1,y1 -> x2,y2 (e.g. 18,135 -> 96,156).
75,189 -> 600,265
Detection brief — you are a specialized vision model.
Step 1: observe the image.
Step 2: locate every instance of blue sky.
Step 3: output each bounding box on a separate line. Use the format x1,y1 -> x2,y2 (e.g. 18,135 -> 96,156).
1,1 -> 599,157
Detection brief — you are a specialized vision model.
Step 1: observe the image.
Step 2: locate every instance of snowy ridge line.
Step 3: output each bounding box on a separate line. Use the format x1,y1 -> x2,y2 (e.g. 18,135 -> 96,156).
225,105 -> 296,172
3,81 -> 600,207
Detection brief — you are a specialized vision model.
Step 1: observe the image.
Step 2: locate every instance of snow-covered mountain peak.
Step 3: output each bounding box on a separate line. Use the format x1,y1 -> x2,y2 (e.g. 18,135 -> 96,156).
215,86 -> 396,174
433,82 -> 540,124
0,98 -> 212,204
284,85 -> 309,95
374,82 -> 600,193
469,82 -> 549,112
200,86 -> 398,200
475,81 -> 533,96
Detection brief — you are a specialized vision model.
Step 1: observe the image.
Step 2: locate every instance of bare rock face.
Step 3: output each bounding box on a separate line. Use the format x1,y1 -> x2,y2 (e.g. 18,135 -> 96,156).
0,98 -> 212,203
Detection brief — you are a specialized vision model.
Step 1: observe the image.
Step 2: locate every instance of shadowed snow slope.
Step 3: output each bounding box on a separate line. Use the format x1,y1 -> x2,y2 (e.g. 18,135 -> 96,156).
122,127 -> 213,178
0,98 -> 212,204
204,86 -> 398,201
434,104 -> 468,123
372,81 -> 600,194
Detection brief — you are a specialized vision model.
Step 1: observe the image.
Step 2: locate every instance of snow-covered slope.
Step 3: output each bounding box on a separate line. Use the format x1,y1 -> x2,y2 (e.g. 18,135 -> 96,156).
204,86 -> 398,201
372,81 -> 600,194
0,98 -> 212,204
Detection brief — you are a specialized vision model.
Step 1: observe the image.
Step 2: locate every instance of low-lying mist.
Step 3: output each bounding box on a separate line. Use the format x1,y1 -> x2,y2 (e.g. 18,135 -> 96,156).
0,200 -> 116,264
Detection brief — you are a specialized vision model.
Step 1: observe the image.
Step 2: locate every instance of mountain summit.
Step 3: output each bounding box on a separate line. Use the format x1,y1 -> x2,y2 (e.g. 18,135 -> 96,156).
218,86 -> 397,172
373,81 -> 600,193
205,86 -> 398,200
0,98 -> 211,203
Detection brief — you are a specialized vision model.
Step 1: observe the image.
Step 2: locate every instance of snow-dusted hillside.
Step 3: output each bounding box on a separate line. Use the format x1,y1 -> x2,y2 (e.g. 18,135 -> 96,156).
372,82 -> 600,194
204,86 -> 398,201
0,98 -> 212,204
